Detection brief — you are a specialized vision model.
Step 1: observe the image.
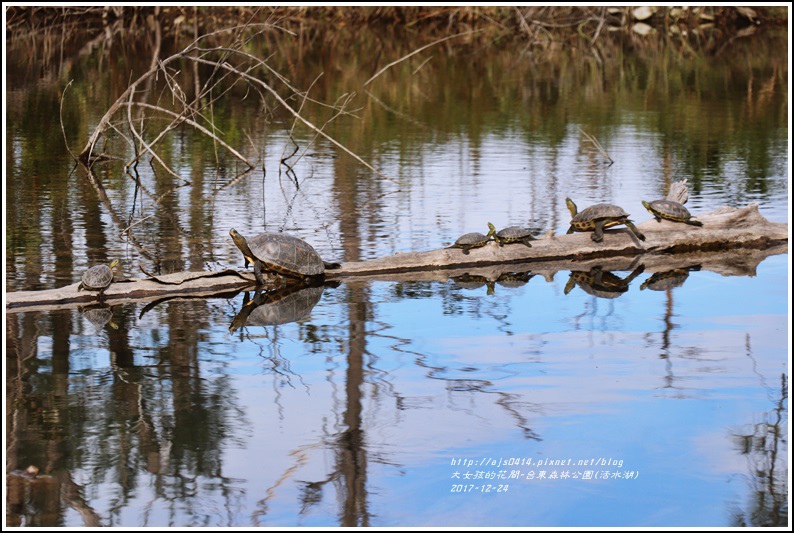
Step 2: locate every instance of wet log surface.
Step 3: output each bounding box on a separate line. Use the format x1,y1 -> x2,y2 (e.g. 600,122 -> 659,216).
5,204 -> 788,313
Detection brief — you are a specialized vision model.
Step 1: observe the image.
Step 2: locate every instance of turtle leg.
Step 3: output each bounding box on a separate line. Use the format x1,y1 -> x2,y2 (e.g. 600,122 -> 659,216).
685,219 -> 703,227
624,220 -> 646,241
486,281 -> 495,296
461,246 -> 471,255
521,238 -> 532,248
566,226 -> 575,235
253,261 -> 267,285
591,221 -> 605,242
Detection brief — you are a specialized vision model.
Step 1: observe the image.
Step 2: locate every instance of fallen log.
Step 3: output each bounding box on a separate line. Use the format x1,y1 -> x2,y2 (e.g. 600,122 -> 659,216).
4,204 -> 788,312
327,204 -> 786,277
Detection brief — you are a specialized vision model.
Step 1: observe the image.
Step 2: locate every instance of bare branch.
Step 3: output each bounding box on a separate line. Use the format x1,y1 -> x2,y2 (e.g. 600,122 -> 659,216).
578,126 -> 614,165
192,56 -> 398,184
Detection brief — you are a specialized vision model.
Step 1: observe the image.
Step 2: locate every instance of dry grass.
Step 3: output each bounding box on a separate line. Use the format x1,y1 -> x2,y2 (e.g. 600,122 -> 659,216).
7,5 -> 783,48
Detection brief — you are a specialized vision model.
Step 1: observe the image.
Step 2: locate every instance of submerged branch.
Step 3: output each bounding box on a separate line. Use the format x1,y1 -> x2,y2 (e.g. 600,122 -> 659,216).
578,127 -> 613,164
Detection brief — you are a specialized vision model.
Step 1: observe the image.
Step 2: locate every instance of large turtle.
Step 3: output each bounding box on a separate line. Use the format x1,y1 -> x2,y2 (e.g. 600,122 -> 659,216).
449,224 -> 495,255
230,229 -> 340,285
641,199 -> 703,227
77,259 -> 120,301
565,197 -> 646,243
491,222 -> 535,248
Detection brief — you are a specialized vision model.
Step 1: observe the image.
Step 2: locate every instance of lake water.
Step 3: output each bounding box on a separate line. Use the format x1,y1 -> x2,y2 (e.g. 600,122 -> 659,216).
4,22 -> 789,527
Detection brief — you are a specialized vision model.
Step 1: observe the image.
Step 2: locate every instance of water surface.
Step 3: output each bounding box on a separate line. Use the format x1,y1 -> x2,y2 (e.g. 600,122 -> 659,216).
5,25 -> 789,527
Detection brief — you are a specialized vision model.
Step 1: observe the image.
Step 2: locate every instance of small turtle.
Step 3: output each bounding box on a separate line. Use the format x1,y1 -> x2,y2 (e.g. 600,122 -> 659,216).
78,259 -> 120,301
449,224 -> 495,255
566,197 -> 646,243
642,199 -> 703,227
491,222 -> 535,248
564,265 -> 645,299
230,229 -> 340,285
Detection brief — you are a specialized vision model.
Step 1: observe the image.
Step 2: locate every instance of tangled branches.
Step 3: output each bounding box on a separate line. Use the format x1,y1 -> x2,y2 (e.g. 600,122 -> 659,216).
75,20 -> 387,183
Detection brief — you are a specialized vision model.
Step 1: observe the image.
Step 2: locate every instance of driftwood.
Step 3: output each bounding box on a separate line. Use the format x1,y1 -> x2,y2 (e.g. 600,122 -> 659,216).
5,204 -> 788,313
327,203 -> 786,276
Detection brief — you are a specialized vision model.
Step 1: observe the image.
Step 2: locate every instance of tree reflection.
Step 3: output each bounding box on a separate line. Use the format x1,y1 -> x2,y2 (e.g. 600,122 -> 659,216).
729,373 -> 788,527
5,303 -> 251,527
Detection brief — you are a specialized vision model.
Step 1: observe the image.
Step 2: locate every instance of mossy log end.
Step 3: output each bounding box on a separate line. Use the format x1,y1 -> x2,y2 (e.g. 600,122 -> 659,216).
5,204 -> 788,312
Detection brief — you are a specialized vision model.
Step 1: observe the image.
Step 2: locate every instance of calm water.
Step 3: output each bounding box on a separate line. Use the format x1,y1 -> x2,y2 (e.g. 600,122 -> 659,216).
4,24 -> 789,527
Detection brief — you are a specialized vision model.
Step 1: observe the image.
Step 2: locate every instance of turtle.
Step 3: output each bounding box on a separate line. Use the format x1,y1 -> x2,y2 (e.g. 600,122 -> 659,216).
229,283 -> 325,333
77,259 -> 120,301
491,222 -> 535,248
448,224 -> 495,255
641,199 -> 703,227
565,197 -> 646,243
229,229 -> 340,285
564,265 -> 646,299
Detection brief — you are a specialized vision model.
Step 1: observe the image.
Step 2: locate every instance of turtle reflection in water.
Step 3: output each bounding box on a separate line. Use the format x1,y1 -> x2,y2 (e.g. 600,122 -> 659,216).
451,273 -> 496,295
81,304 -> 119,333
229,283 -> 326,333
563,265 -> 646,299
640,265 -> 702,291
495,271 -> 536,288
452,270 -> 536,295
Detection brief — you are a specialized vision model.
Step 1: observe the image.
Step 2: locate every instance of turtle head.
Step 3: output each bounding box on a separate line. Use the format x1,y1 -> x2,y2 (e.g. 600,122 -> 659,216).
641,200 -> 652,212
565,197 -> 577,217
486,222 -> 496,236
230,228 -> 256,263
230,228 -> 247,250
108,259 -> 120,270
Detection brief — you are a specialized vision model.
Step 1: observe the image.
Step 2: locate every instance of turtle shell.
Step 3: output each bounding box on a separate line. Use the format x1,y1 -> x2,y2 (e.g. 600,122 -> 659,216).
79,260 -> 117,291
570,203 -> 630,230
246,233 -> 325,278
494,226 -> 535,245
455,232 -> 491,247
643,200 -> 694,222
